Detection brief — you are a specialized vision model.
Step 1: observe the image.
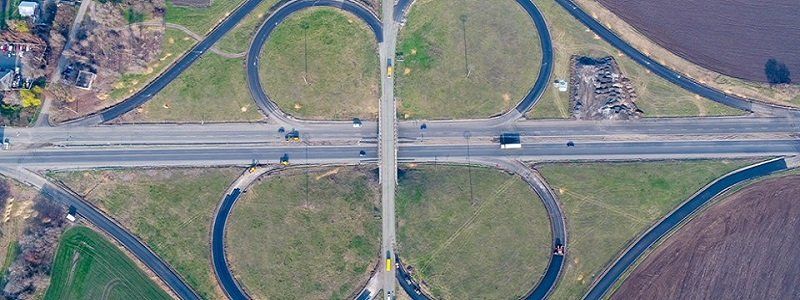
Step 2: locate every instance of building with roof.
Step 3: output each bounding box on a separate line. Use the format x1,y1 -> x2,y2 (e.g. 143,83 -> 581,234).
18,1 -> 38,18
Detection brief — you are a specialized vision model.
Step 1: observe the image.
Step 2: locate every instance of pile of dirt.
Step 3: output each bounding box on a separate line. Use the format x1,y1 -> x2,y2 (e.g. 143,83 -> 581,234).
614,174 -> 800,299
570,56 -> 641,120
596,0 -> 800,83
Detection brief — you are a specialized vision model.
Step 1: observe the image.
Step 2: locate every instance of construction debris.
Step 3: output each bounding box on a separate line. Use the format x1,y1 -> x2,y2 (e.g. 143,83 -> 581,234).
569,56 -> 642,120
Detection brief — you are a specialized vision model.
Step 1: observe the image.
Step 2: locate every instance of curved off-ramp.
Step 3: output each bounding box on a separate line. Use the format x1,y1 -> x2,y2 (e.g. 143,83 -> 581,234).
583,157 -> 789,299
246,0 -> 383,127
394,158 -> 567,300
63,0 -> 267,126
248,0 -> 553,128
553,0 -> 798,116
0,167 -> 201,300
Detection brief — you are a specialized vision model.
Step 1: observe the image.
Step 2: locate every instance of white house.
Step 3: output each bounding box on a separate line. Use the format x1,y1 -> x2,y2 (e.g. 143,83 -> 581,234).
18,1 -> 38,18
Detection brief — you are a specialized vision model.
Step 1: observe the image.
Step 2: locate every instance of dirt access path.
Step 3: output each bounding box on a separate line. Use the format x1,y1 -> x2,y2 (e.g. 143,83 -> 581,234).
614,174 -> 800,300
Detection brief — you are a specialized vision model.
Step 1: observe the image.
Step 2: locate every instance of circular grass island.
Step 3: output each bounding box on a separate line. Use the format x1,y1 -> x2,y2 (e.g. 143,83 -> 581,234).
396,165 -> 551,299
259,8 -> 380,120
396,0 -> 542,119
226,167 -> 381,299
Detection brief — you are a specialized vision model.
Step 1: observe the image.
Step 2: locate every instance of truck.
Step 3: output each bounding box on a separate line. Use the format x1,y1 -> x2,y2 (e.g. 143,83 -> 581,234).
386,59 -> 393,78
499,132 -> 522,149
385,251 -> 392,271
284,129 -> 300,142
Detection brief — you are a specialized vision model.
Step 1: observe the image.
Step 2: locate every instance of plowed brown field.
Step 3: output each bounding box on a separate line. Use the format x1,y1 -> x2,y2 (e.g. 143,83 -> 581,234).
613,175 -> 800,299
596,0 -> 800,83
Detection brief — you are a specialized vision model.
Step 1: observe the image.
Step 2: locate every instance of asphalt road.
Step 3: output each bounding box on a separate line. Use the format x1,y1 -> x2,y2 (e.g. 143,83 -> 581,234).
2,139 -> 798,170
212,188 -> 249,300
4,117 -> 799,148
62,0 -> 266,126
246,0 -> 382,127
0,167 -> 201,300
553,0 -> 799,116
583,158 -> 789,299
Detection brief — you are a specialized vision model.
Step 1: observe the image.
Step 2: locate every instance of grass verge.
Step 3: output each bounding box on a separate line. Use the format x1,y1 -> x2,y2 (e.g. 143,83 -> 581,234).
536,159 -> 755,299
128,53 -> 263,122
44,226 -> 171,300
227,166 -> 380,299
215,0 -> 278,54
51,168 -> 242,300
528,0 -> 743,119
166,0 -> 245,35
259,8 -> 379,120
109,28 -> 197,101
395,0 -> 541,119
396,165 -> 551,299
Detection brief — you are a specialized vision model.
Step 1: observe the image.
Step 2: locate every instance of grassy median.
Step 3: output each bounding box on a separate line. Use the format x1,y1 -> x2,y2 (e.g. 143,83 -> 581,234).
395,0 -> 541,119
259,8 -> 380,120
396,165 -> 551,299
44,227 -> 171,300
216,0 -> 278,54
536,160 -> 756,299
528,0 -> 742,119
129,53 -> 263,122
227,167 -> 380,299
52,168 -> 242,300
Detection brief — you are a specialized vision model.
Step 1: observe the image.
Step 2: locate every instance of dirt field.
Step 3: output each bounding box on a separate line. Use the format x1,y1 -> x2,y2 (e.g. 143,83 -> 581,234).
594,0 -> 799,83
614,174 -> 800,300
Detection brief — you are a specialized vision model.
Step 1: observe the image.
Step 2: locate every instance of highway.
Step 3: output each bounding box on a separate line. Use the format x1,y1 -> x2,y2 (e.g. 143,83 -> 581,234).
0,167 -> 201,300
5,0 -> 800,299
378,0 -> 399,296
2,139 -> 798,170
583,158 -> 789,299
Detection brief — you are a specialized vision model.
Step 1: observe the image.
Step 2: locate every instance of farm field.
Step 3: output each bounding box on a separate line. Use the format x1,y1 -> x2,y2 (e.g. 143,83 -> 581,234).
536,160 -> 755,299
596,0 -> 799,83
52,168 -> 242,300
227,167 -> 380,299
396,165 -> 551,299
44,227 -> 171,300
613,174 -> 800,299
259,8 -> 379,120
528,0 -> 741,119
395,0 -> 541,119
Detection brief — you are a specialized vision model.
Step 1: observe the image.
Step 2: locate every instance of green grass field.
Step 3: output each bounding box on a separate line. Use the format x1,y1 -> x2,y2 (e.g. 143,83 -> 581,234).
396,165 -> 551,299
109,28 -> 197,101
216,0 -> 278,54
133,53 -> 263,122
259,8 -> 379,120
166,0 -> 245,35
395,0 -> 541,119
528,0 -> 743,119
227,167 -> 380,299
44,227 -> 171,300
536,160 -> 756,299
52,168 -> 242,300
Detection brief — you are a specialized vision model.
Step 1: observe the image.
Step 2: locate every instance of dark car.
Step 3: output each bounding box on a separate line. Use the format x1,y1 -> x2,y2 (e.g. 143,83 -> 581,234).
567,141 -> 575,147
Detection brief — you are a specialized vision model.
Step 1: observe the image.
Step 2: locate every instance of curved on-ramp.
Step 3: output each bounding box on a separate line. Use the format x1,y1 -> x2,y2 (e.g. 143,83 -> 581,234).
248,0 -> 553,128
553,0 -> 798,116
246,0 -> 383,127
0,167 -> 201,300
394,158 -> 567,300
583,157 -> 789,299
62,0 -> 267,126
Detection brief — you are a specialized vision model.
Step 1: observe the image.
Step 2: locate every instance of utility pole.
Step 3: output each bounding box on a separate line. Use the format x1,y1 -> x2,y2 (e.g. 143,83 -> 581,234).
464,131 -> 474,205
